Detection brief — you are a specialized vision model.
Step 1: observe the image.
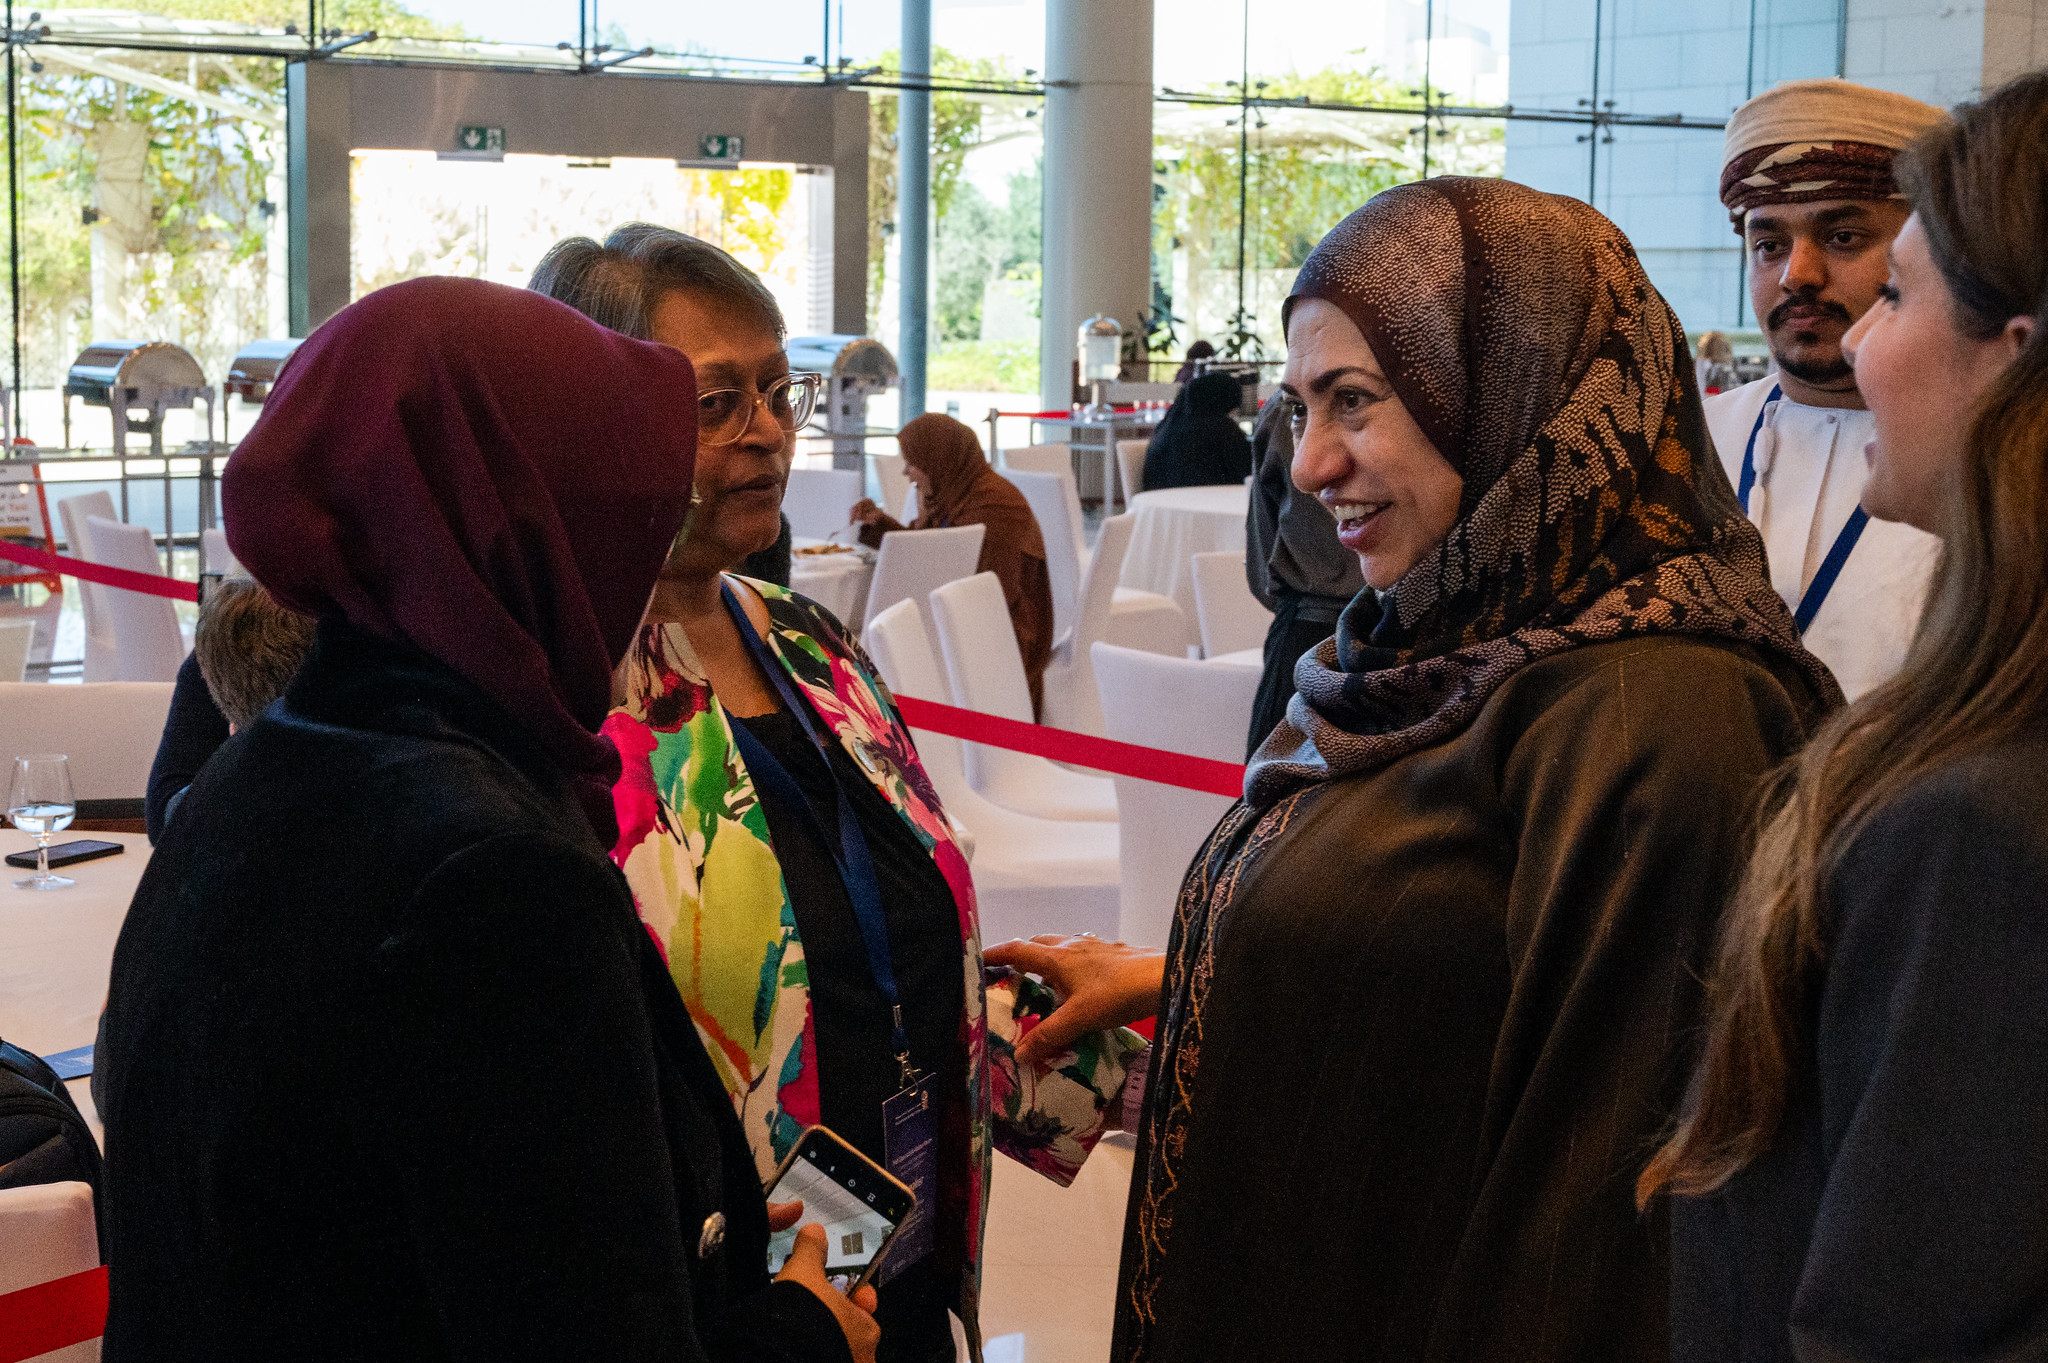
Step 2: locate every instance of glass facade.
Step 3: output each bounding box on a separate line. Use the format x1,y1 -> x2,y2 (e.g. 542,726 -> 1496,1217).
1,0 -> 2007,670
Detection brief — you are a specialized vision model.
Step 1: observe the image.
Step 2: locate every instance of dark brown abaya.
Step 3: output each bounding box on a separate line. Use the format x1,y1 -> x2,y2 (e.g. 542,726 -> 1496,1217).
860,413 -> 1056,713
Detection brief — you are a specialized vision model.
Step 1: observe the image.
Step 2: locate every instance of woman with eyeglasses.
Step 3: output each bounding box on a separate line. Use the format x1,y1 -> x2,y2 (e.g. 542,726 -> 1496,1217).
529,226 -> 985,1363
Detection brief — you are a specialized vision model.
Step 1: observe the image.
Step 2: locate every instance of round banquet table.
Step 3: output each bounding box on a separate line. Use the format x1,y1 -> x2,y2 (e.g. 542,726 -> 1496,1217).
1,830 -> 151,1141
1119,484 -> 1252,627
788,541 -> 875,634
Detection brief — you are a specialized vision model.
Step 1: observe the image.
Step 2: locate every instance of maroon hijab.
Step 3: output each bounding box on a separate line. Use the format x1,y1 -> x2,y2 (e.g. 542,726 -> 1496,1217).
223,276 -> 697,843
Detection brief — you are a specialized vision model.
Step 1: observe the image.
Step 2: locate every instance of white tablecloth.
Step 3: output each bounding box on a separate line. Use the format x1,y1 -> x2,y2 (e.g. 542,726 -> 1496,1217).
1,830 -> 150,1136
1119,485 -> 1251,625
788,544 -> 874,633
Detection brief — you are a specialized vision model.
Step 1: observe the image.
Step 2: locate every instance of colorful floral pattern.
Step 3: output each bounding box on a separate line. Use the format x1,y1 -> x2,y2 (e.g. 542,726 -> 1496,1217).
604,578 -> 993,1299
985,968 -> 1150,1186
606,576 -> 1134,1341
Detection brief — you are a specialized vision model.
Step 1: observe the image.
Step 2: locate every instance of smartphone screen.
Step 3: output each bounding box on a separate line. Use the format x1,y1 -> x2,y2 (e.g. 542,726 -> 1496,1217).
764,1127 -> 915,1280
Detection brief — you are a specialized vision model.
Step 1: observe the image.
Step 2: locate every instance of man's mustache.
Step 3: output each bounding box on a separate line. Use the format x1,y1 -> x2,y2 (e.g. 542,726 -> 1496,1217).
1767,294 -> 1854,330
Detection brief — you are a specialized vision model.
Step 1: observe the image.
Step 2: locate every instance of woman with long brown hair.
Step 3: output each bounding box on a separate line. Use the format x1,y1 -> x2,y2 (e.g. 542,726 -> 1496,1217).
1643,72 -> 2048,1362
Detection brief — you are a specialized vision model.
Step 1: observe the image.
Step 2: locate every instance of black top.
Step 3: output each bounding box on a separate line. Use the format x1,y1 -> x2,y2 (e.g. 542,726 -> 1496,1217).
1116,636 -> 1823,1363
1143,374 -> 1253,491
143,651 -> 230,841
98,621 -> 849,1363
729,706 -> 966,1168
1671,735 -> 2048,1363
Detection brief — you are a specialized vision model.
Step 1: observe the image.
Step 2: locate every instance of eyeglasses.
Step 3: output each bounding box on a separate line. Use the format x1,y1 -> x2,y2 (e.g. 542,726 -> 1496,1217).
698,372 -> 823,446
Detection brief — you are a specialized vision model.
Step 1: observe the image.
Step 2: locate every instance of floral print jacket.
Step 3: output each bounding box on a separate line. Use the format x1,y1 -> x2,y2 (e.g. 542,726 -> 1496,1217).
606,580 -> 991,1310
606,578 -> 1143,1342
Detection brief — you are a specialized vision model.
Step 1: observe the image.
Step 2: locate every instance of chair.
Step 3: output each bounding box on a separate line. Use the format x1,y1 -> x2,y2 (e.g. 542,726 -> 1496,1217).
0,1181 -> 100,1363
782,467 -> 863,540
202,526 -> 238,576
862,599 -> 1120,942
1115,438 -> 1148,504
1092,642 -> 1259,947
999,443 -> 1072,478
862,523 -> 985,637
930,572 -> 1116,823
0,681 -> 176,799
871,452 -> 915,522
0,618 -> 33,682
1001,467 -> 1185,660
1190,551 -> 1275,658
55,491 -> 118,683
1038,513 -> 1139,737
85,516 -> 187,682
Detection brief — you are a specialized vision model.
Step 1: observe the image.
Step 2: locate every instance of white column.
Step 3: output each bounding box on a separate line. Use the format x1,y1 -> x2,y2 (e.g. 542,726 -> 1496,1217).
1040,0 -> 1154,413
899,0 -> 931,418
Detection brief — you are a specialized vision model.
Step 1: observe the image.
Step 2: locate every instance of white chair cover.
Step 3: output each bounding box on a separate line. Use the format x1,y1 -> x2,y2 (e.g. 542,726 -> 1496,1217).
1115,438 -> 1147,504
54,492 -> 118,684
998,443 -> 1071,478
84,516 -> 187,683
0,682 -> 176,798
930,572 -> 1116,823
0,618 -> 34,683
870,452 -> 915,522
862,600 -> 1119,942
782,467 -> 863,540
1000,468 -> 1083,647
1038,513 -> 1137,737
1092,642 -> 1258,947
1189,551 -> 1275,658
201,527 -> 238,577
0,1181 -> 100,1363
1006,468 -> 1187,659
862,523 -> 985,637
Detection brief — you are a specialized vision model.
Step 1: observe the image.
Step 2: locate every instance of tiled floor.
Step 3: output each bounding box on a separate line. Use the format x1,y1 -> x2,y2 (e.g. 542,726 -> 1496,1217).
971,1133 -> 1136,1362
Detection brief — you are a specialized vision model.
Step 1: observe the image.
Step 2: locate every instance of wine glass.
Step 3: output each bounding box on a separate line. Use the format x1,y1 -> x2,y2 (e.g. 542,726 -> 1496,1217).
9,754 -> 77,890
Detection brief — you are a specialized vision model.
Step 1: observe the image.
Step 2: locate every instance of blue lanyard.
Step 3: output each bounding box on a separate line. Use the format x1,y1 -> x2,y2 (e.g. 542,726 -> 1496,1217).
1737,383 -> 1870,635
718,581 -> 913,1078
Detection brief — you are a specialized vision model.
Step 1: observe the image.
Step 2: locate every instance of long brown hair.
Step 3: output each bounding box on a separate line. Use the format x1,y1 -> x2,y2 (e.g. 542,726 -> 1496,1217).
1640,70 -> 2048,1203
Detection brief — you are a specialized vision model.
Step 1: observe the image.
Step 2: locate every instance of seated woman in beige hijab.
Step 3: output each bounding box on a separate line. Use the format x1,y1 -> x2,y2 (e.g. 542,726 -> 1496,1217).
853,413 -> 1056,713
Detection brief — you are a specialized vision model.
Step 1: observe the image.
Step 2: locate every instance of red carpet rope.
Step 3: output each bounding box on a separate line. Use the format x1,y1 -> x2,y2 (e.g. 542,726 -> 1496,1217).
0,541 -> 200,602
0,1265 -> 107,1363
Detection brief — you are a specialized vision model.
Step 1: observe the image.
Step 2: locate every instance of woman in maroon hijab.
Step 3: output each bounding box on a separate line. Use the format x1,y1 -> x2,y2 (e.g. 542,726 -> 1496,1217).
95,277 -> 878,1363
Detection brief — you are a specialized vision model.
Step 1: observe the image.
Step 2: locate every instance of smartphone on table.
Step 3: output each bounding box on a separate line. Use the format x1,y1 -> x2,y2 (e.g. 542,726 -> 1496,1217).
764,1125 -> 917,1290
5,839 -> 123,869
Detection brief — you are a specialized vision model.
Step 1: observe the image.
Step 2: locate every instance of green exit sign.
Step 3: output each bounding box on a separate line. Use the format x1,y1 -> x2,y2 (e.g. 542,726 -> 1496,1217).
699,133 -> 744,161
456,125 -> 506,154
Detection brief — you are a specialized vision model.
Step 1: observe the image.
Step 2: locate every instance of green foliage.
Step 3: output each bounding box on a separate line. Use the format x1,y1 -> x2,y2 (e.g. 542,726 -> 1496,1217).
864,45 -> 1025,332
927,339 -> 1038,394
146,0 -> 468,39
704,167 -> 793,269
1152,65 -> 1504,356
932,158 -> 1041,345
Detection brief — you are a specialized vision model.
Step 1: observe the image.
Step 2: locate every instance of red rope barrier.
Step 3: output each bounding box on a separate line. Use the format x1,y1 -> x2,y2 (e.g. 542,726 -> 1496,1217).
0,540 -> 1244,798
896,695 -> 1245,799
0,541 -> 199,602
0,1265 -> 107,1363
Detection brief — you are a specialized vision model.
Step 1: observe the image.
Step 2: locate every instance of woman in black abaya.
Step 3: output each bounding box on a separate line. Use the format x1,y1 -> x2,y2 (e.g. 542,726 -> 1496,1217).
989,178 -> 1840,1363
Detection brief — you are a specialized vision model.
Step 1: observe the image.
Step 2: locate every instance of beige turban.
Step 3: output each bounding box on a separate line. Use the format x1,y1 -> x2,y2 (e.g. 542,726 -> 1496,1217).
1719,78 -> 1947,232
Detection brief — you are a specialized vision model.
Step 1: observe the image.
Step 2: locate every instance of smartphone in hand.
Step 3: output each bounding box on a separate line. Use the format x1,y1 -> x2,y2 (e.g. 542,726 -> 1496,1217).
763,1125 -> 917,1290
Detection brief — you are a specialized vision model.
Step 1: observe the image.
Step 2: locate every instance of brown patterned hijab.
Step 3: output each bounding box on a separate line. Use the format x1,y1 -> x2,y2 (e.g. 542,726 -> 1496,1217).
1246,177 -> 1839,808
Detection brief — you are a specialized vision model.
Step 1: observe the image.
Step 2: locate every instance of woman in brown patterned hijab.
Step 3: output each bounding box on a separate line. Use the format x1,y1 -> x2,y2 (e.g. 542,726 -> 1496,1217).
990,177 -> 1839,1363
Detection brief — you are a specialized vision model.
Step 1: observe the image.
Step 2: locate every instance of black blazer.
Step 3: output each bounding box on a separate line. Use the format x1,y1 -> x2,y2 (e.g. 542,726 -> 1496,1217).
1672,735 -> 2048,1362
98,621 -> 850,1363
